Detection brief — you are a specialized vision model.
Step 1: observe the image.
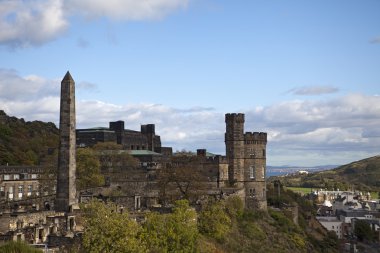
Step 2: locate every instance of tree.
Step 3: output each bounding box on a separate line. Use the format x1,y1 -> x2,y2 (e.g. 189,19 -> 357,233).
0,240 -> 42,253
76,148 -> 104,190
82,200 -> 146,253
93,142 -> 123,151
354,219 -> 374,242
157,155 -> 206,203
93,142 -> 139,171
142,200 -> 198,253
198,200 -> 231,241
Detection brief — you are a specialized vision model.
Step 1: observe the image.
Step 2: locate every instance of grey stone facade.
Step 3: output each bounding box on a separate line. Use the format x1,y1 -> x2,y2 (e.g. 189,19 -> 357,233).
225,113 -> 267,210
76,121 -> 163,152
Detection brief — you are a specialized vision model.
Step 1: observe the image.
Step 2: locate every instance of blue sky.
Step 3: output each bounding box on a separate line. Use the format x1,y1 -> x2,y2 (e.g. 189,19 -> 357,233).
0,0 -> 379,166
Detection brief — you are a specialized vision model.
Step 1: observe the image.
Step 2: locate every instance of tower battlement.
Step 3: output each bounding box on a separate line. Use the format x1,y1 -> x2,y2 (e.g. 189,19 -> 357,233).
244,132 -> 267,142
225,112 -> 267,211
225,113 -> 245,123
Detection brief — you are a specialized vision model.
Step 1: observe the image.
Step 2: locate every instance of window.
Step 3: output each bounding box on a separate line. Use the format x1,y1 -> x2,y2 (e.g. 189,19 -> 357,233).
135,196 -> 141,210
249,188 -> 256,196
262,149 -> 266,157
27,185 -> 33,196
31,174 -> 37,179
8,186 -> 13,200
4,175 -> 10,180
18,185 -> 23,199
14,174 -> 20,180
250,166 -> 255,179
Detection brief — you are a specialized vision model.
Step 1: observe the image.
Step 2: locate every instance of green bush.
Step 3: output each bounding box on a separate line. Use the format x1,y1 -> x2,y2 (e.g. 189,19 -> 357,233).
0,241 -> 42,253
198,200 -> 231,241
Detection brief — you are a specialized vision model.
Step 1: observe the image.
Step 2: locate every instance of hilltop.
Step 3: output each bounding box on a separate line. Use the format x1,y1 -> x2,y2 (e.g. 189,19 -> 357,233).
0,110 -> 59,166
270,155 -> 380,192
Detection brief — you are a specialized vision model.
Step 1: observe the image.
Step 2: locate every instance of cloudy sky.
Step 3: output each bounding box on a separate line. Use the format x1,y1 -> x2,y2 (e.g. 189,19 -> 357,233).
0,0 -> 379,166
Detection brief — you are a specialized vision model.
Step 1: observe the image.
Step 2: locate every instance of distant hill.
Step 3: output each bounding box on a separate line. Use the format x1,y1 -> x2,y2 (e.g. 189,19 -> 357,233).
270,156 -> 380,192
0,110 -> 59,166
267,165 -> 339,177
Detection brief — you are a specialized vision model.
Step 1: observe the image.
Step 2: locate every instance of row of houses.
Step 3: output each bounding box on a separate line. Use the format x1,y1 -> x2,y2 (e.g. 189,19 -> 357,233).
315,190 -> 380,241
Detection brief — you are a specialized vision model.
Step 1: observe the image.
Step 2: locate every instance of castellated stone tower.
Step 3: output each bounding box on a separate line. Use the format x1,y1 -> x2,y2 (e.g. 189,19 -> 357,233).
225,113 -> 267,210
244,132 -> 267,210
55,71 -> 77,212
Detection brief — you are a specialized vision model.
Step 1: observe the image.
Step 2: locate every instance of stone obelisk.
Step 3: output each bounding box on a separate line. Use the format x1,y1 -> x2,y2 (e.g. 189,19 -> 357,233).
55,71 -> 77,212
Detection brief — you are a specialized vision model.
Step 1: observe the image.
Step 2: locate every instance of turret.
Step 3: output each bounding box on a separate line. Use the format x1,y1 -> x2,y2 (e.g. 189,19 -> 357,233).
225,113 -> 245,186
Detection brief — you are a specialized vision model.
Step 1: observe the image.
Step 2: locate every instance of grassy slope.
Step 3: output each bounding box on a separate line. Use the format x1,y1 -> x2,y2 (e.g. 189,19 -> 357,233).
270,156 -> 380,192
199,187 -> 339,253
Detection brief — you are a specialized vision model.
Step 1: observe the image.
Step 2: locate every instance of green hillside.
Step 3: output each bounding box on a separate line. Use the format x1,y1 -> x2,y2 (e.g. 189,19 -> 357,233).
0,110 -> 59,166
272,156 -> 380,192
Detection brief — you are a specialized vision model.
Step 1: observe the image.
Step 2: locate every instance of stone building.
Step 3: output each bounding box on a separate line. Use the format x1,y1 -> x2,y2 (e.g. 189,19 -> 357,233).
0,166 -> 42,203
0,71 -> 268,250
225,113 -> 267,210
76,121 -> 163,152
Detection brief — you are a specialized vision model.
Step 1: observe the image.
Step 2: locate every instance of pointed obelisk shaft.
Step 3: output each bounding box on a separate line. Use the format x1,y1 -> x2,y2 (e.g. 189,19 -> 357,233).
55,71 -> 77,212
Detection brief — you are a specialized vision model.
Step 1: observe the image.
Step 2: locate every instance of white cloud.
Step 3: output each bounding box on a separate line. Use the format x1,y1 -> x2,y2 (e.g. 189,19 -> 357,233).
65,0 -> 189,21
370,36 -> 380,44
0,0 -> 189,48
77,81 -> 98,91
245,94 -> 380,165
289,85 -> 339,96
0,69 -> 60,100
0,0 -> 68,47
1,69 -> 379,166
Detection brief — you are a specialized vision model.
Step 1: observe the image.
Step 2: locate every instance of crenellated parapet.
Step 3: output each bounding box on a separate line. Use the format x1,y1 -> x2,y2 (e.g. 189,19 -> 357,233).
224,113 -> 267,211
244,132 -> 267,144
225,113 -> 245,123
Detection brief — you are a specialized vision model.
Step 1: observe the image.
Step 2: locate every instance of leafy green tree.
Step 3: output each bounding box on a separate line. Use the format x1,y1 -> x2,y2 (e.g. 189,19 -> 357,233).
76,148 -> 104,190
0,240 -> 42,253
157,156 -> 205,203
354,219 -> 374,242
82,200 -> 146,253
225,196 -> 244,219
93,142 -> 139,170
142,200 -> 199,253
198,200 -> 231,241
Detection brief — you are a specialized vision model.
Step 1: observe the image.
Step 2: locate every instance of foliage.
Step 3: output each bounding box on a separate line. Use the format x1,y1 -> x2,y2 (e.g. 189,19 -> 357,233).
0,241 -> 42,253
157,156 -> 206,203
76,148 -> 104,190
0,111 -> 59,165
198,200 -> 231,241
354,219 -> 374,242
269,209 -> 300,233
237,211 -> 267,241
225,196 -> 244,218
92,142 -> 123,150
81,200 -> 146,253
97,150 -> 139,171
142,200 -> 199,253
